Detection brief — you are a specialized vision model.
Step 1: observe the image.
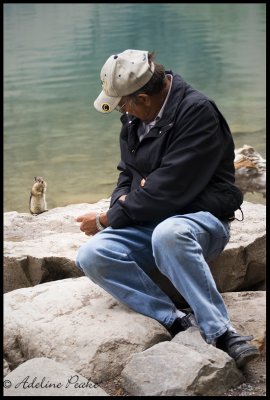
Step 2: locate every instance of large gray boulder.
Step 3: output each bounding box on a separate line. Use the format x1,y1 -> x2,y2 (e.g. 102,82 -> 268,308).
4,200 -> 266,302
121,328 -> 244,396
209,202 -> 266,292
4,277 -> 170,383
3,200 -> 110,293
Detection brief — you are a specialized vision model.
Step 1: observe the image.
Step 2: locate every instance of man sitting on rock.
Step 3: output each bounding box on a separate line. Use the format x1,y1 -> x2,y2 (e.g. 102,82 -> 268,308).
76,49 -> 259,368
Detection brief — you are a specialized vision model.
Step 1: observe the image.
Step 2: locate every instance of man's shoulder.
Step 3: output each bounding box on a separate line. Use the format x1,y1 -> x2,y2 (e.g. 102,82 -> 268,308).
171,72 -> 213,106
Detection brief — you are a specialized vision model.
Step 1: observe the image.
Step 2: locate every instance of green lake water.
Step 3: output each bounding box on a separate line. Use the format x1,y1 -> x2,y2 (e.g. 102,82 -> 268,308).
4,3 -> 266,212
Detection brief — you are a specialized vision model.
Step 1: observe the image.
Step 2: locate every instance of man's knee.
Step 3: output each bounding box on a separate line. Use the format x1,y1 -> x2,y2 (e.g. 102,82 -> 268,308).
152,217 -> 192,249
76,238 -> 105,279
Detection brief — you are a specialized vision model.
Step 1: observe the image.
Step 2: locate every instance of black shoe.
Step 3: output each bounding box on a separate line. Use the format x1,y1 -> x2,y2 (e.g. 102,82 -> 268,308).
216,330 -> 260,368
168,313 -> 198,337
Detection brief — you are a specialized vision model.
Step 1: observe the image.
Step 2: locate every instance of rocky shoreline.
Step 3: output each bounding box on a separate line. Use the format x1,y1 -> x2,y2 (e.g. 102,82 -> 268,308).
4,200 -> 266,396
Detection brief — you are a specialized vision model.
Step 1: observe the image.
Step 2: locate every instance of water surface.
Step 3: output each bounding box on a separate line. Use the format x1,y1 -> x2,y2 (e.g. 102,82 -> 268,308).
4,3 -> 266,212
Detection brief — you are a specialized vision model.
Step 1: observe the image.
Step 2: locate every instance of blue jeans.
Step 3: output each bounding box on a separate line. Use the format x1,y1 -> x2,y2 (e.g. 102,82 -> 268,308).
76,211 -> 231,343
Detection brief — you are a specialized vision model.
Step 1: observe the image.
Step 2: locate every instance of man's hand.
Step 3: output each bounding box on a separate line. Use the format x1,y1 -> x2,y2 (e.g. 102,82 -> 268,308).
76,211 -> 109,236
76,212 -> 99,236
119,195 -> 127,201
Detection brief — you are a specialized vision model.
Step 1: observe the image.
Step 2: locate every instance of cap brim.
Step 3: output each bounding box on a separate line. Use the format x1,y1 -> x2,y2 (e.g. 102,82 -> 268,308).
94,90 -> 121,113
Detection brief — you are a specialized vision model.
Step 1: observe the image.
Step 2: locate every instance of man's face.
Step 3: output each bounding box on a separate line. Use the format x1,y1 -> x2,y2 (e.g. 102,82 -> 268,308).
117,95 -> 151,122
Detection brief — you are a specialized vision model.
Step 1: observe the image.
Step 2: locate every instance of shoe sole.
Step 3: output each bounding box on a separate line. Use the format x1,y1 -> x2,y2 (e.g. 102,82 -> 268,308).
235,349 -> 260,368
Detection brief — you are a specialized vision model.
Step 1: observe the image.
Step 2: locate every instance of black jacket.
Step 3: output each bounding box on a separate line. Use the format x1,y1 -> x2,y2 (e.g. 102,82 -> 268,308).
107,72 -> 243,228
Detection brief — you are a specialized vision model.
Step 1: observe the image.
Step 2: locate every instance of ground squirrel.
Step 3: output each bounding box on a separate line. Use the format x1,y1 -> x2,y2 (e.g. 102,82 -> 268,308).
29,176 -> 48,215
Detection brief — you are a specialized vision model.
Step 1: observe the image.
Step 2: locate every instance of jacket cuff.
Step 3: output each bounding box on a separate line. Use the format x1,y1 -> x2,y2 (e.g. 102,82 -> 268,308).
107,202 -> 133,228
110,189 -> 130,208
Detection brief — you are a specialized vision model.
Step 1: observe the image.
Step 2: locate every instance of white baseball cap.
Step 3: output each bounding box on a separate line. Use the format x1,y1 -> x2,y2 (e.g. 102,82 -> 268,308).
94,49 -> 155,113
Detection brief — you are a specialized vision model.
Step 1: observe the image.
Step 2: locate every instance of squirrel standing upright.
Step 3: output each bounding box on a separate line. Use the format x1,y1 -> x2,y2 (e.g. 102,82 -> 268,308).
29,176 -> 48,215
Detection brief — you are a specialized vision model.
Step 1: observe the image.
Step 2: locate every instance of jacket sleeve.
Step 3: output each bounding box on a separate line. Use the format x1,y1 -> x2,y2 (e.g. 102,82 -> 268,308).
110,161 -> 131,207
107,100 -> 227,228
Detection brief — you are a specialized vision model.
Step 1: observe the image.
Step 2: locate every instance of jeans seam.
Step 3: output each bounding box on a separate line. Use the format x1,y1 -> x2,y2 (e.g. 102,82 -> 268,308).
199,253 -> 215,311
125,246 -> 159,294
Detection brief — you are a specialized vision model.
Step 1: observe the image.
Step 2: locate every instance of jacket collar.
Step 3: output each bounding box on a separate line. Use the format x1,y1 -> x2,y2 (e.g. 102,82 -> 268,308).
154,71 -> 186,127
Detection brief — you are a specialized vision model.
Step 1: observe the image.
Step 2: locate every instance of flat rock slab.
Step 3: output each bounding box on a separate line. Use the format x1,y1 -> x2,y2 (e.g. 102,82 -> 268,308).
4,201 -> 265,298
4,200 -> 110,293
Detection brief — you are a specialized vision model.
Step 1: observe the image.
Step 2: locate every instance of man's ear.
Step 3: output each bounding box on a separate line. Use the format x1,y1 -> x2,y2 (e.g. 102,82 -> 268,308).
136,93 -> 151,106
